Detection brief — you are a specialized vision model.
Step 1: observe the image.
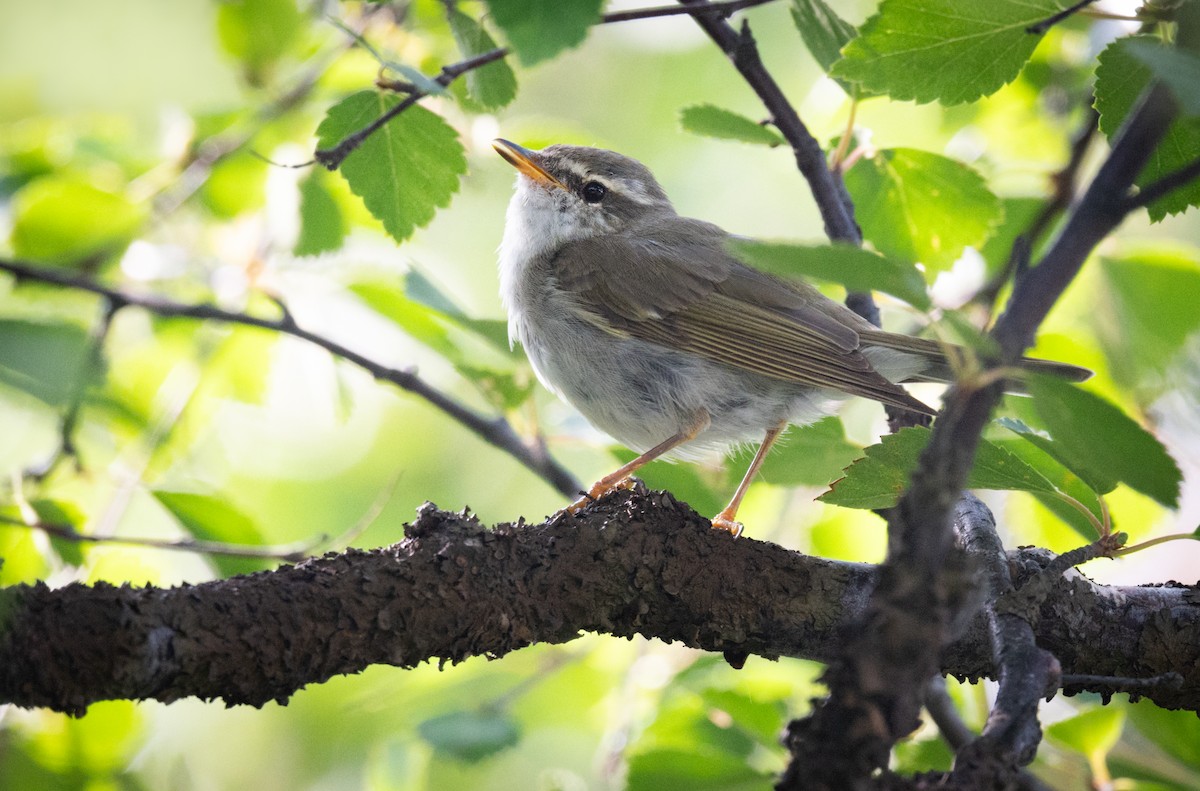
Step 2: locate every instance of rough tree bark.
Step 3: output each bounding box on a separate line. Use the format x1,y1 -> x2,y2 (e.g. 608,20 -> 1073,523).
2,488 -> 1197,719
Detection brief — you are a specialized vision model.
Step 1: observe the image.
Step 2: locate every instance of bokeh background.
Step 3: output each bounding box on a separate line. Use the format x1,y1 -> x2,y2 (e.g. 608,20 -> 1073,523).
2,1 -> 1199,788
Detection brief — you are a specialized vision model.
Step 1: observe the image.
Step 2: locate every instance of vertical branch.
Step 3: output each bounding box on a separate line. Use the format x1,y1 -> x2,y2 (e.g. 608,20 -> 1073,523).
781,81 -> 1179,788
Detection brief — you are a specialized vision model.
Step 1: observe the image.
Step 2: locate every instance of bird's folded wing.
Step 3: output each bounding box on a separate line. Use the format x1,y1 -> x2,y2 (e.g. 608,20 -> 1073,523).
555,224 -> 934,415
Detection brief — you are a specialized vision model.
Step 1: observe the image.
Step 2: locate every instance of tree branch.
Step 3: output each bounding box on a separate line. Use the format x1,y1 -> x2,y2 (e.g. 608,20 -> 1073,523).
0,258 -> 582,498
316,0 -> 781,170
781,81 -> 1181,789
1,490 -> 1197,720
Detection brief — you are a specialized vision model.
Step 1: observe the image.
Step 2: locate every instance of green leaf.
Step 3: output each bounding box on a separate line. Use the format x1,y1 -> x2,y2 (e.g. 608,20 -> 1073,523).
844,148 -> 1002,273
404,270 -> 515,354
349,277 -> 531,409
790,0 -> 866,95
199,153 -> 268,218
216,0 -> 305,78
152,490 -> 271,577
1047,705 -> 1126,760
316,93 -> 466,244
998,417 -> 1117,496
1027,376 -> 1182,508
1098,249 -> 1200,390
447,10 -> 517,110
725,416 -> 861,487
1094,36 -> 1200,221
417,710 -> 520,762
679,105 -> 784,147
30,499 -> 87,567
294,170 -> 346,256
818,426 -> 1060,510
729,239 -> 930,309
1126,700 -> 1200,772
1125,40 -> 1200,117
484,0 -> 603,66
10,175 -> 145,266
0,319 -> 90,407
627,747 -> 775,791
831,0 -> 1070,105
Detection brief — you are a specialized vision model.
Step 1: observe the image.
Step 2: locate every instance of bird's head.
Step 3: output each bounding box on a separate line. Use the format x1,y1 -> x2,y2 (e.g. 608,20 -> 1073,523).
493,139 -> 676,248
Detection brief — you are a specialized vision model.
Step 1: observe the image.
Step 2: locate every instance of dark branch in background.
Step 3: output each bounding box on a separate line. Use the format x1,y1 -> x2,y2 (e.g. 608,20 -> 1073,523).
993,82 -> 1177,354
315,0 -> 783,170
975,104 -> 1099,313
27,298 -> 119,479
1,491 -> 1197,722
781,82 -> 1188,790
0,258 -> 582,499
677,1 -> 861,246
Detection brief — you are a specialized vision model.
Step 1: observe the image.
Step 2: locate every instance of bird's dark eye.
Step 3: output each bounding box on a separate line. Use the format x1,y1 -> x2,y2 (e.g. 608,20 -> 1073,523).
581,181 -> 607,204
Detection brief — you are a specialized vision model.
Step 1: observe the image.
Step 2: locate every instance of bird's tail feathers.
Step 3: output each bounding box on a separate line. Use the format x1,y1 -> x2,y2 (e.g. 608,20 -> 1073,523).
860,331 -> 1092,391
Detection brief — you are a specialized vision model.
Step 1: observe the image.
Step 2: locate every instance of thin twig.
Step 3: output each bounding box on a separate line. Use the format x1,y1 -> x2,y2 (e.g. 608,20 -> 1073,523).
316,47 -> 508,169
1026,0 -> 1100,35
602,0 -> 776,24
1123,156 -> 1200,211
317,0 -> 781,171
0,258 -> 583,498
0,515 -> 320,563
27,298 -> 120,480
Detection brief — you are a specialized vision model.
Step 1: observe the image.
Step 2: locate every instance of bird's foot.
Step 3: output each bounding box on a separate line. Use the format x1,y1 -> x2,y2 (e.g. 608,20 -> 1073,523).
566,476 -> 637,514
710,513 -> 745,538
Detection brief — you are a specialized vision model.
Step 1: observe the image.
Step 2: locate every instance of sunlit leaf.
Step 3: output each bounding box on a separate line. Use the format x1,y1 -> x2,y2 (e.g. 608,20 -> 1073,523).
0,319 -> 90,407
1125,40 -> 1200,117
199,153 -> 267,219
484,0 -> 603,66
725,416 -> 861,487
844,148 -> 1002,273
10,176 -> 145,266
417,710 -> 520,762
818,426 -> 1059,510
790,0 -> 868,95
627,747 -> 774,791
831,0 -> 1071,105
1047,705 -> 1126,759
729,239 -> 930,309
1027,376 -> 1182,509
295,169 -> 346,256
447,9 -> 517,110
152,490 -> 271,577
1094,36 -> 1200,221
349,278 -> 530,409
1097,249 -> 1200,391
316,93 -> 466,244
216,0 -> 305,80
31,498 -> 87,567
404,270 -> 515,355
679,105 -> 784,147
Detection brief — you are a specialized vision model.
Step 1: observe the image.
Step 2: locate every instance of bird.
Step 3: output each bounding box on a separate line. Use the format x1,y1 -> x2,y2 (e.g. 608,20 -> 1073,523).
492,139 -> 1089,536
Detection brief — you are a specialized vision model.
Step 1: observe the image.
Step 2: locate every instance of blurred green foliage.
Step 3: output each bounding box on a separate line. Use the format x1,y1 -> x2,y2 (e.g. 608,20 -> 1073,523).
1,0 -> 1199,789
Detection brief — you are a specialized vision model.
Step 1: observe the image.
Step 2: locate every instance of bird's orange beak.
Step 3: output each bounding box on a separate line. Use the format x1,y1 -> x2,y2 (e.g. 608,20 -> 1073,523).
493,139 -> 566,189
